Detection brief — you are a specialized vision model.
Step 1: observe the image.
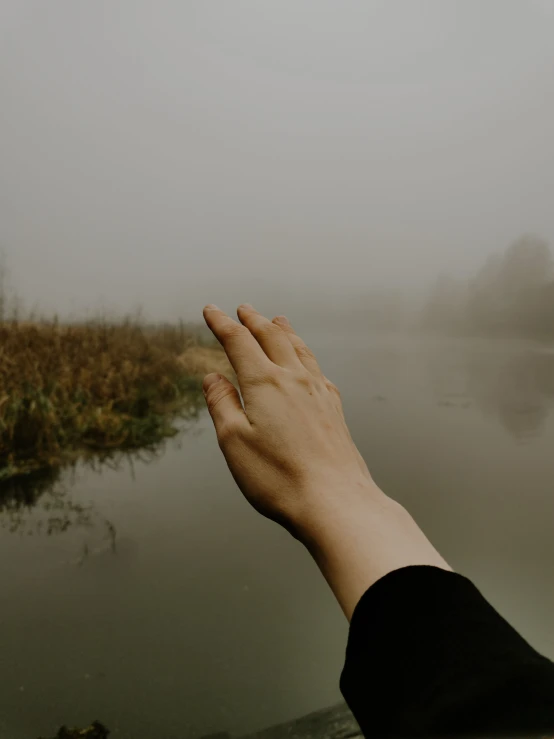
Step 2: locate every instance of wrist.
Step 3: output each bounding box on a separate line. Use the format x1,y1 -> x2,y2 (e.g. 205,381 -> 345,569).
294,478 -> 393,548
295,485 -> 452,621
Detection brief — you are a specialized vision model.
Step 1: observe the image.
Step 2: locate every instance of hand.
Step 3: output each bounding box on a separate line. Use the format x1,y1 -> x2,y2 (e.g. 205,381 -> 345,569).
202,303 -> 451,620
201,303 -> 384,540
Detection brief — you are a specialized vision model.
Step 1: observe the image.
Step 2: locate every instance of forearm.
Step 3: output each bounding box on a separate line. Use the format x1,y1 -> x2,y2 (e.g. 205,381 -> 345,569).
299,484 -> 452,621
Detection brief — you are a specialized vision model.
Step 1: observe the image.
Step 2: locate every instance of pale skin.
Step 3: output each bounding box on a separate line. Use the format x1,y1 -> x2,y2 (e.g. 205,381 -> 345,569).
202,303 -> 452,621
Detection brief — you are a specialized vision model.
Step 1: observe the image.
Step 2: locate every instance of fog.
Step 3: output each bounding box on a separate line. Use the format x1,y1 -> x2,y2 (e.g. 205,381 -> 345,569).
3,7 -> 554,736
1,0 -> 554,324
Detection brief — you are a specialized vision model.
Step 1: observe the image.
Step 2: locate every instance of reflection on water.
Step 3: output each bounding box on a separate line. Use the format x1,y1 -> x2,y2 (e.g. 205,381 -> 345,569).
0,381 -> 208,537
0,467 -> 79,535
0,435 -> 182,537
426,340 -> 554,441
466,350 -> 554,440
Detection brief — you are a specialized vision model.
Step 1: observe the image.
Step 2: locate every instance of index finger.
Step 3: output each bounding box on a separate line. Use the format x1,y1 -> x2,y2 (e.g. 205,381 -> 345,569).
203,304 -> 272,381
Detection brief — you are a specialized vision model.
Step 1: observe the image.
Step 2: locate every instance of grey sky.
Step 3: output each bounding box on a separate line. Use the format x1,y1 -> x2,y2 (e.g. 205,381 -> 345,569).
1,0 -> 554,321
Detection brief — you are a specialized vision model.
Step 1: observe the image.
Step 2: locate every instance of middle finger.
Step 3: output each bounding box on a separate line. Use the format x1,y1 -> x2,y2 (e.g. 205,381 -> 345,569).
203,305 -> 272,381
237,304 -> 304,370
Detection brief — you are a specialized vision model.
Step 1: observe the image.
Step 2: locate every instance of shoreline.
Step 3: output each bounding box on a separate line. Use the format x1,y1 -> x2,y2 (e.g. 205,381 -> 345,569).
0,321 -> 232,484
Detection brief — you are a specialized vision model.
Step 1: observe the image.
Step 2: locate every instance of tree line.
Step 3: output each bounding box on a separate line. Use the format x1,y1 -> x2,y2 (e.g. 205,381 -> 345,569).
422,235 -> 554,339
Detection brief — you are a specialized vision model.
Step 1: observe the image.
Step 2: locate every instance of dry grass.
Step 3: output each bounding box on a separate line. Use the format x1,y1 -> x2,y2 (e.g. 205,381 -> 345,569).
0,319 -> 232,480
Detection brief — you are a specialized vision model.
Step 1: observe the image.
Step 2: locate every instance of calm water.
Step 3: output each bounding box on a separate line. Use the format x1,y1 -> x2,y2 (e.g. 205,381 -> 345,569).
1,332 -> 554,739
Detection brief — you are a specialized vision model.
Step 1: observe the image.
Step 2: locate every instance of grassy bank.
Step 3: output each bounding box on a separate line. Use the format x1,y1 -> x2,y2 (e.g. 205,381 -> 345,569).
0,319 -> 231,481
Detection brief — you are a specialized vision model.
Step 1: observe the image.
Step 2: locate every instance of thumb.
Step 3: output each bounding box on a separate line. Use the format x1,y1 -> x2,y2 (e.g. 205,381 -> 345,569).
202,373 -> 247,442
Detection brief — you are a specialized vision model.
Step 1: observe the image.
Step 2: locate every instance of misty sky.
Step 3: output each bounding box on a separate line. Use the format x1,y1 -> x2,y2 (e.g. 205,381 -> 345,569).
1,0 -> 554,321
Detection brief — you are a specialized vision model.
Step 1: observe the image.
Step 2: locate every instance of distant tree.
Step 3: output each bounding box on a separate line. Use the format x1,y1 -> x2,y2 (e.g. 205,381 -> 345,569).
421,234 -> 554,338
535,279 -> 554,337
466,253 -> 504,334
496,234 -> 552,333
454,234 -> 553,338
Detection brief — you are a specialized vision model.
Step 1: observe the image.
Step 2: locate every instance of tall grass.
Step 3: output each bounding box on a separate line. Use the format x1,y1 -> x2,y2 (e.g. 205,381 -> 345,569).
0,318 -> 230,480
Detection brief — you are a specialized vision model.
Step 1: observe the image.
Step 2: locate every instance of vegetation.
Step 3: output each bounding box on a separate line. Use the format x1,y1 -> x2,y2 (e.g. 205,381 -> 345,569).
0,318 -> 231,481
422,234 -> 554,339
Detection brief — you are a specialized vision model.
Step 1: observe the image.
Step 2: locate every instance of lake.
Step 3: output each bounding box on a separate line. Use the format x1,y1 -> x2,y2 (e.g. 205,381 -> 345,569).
1,331 -> 553,739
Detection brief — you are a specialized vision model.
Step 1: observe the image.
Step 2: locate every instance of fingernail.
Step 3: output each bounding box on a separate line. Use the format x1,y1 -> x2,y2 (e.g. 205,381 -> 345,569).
205,304 -> 219,311
239,303 -> 254,311
275,315 -> 290,326
203,373 -> 222,392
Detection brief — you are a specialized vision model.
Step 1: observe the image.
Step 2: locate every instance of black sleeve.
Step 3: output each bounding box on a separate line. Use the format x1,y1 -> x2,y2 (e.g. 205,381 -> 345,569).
339,565 -> 554,738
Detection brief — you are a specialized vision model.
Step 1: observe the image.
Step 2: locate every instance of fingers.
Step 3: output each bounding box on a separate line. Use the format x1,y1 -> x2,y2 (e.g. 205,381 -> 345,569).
203,305 -> 272,381
203,373 -> 250,445
271,315 -> 323,378
237,304 -> 304,370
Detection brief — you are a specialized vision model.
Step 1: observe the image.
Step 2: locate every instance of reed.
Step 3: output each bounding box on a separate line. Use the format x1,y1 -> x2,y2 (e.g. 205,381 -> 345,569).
0,318 -> 230,480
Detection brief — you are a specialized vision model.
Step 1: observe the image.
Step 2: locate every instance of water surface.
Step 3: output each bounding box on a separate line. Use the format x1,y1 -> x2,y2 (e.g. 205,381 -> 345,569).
1,332 -> 553,739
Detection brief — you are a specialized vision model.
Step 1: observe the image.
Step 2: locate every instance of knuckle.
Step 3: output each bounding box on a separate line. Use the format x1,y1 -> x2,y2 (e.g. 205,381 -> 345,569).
206,384 -> 233,413
325,379 -> 341,396
247,369 -> 282,389
295,372 -> 315,391
296,343 -> 316,361
217,421 -> 237,445
253,321 -> 281,341
273,317 -> 293,333
221,322 -> 248,341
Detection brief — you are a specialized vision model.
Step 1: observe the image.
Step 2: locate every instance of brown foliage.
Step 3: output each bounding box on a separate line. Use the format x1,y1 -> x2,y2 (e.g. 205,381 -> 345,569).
0,319 -> 229,479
